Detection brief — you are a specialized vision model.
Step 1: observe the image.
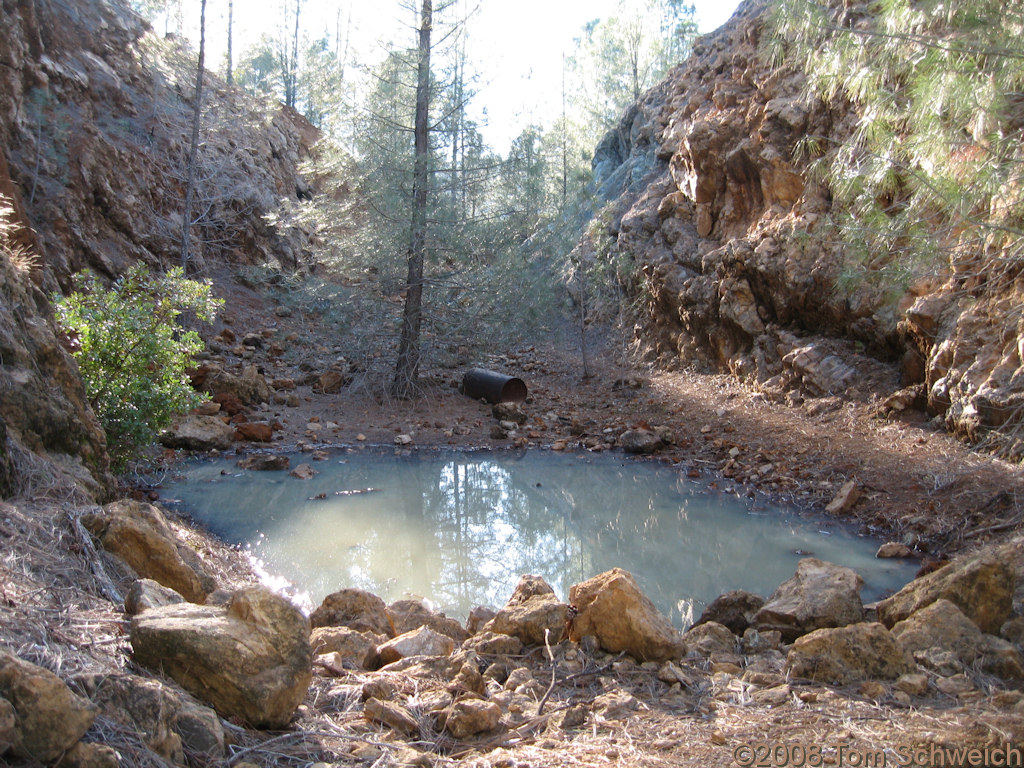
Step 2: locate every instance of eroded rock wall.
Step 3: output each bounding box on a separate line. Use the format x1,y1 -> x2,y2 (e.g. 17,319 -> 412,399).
0,0 -> 320,495
0,0 -> 318,294
591,0 -> 1024,455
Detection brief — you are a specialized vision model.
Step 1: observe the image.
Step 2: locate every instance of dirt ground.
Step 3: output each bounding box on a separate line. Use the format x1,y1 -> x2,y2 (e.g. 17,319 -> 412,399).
6,272 -> 1024,767
179,269 -> 1024,561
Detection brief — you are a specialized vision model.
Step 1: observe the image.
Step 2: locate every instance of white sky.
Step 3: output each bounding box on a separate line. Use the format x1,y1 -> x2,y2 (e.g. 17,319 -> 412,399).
166,0 -> 741,149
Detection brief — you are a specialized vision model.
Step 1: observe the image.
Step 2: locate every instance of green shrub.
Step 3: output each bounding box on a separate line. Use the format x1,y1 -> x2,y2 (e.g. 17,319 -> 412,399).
53,265 -> 222,467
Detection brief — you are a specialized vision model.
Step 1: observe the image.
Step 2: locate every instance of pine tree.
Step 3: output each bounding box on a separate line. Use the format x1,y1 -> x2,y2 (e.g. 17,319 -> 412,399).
769,0 -> 1024,293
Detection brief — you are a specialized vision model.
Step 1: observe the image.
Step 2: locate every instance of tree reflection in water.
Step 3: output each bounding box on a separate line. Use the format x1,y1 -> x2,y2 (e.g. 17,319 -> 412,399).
167,450 -> 917,626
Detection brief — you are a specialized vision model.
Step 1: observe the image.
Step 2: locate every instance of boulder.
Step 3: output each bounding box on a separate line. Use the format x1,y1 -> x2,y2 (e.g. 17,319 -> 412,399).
73,672 -> 225,762
462,631 -> 524,657
206,365 -> 272,405
785,622 -> 914,685
377,626 -> 455,666
891,599 -> 1024,679
683,621 -> 737,657
619,427 -> 670,454
124,578 -> 185,615
237,454 -> 290,471
568,568 -> 684,662
694,590 -> 765,634
875,554 -> 1013,634
311,626 -> 382,670
445,699 -> 501,739
159,414 -> 235,451
0,650 -> 96,763
483,575 -> 568,646
234,422 -> 274,442
466,605 -> 497,635
83,500 -> 215,603
754,558 -> 864,641
130,586 -> 312,729
310,589 -> 395,636
388,599 -> 470,644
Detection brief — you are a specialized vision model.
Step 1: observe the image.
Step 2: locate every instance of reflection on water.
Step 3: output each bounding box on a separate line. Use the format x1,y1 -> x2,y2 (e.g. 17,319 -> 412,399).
165,449 -> 917,626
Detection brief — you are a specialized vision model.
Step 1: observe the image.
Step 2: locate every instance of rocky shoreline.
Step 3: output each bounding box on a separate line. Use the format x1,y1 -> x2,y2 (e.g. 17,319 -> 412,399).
3,490 -> 1023,766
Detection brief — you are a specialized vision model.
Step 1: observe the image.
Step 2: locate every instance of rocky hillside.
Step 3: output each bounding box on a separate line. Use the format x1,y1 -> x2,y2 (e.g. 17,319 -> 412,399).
588,0 -> 1024,459
0,0 -> 318,495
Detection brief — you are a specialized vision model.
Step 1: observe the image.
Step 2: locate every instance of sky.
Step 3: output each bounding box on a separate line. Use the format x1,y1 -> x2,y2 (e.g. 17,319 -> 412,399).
161,0 -> 742,150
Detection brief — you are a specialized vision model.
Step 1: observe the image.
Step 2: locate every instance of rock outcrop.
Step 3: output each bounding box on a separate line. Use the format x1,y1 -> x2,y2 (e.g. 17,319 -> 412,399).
584,0 -> 1024,455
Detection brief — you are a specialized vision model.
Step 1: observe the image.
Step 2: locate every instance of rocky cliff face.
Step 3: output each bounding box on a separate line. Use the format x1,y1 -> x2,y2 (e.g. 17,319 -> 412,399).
590,0 -> 1024,458
0,0 -> 319,495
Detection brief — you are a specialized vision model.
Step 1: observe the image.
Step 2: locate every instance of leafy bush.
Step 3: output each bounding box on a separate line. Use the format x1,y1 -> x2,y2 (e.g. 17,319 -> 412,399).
53,265 -> 222,467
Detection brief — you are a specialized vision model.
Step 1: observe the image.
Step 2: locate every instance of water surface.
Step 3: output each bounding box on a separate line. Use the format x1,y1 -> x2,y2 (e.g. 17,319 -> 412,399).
165,449 -> 916,626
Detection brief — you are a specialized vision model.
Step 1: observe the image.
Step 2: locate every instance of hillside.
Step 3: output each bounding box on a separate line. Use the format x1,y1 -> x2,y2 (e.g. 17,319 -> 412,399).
587,0 -> 1024,461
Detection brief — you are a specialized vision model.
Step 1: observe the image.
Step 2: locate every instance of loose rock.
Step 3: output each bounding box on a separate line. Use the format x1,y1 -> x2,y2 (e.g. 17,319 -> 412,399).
569,568 -> 684,662
876,553 -> 1013,634
683,621 -> 737,657
483,575 -> 568,646
754,558 -> 864,641
389,599 -> 470,644
124,578 -> 185,615
0,650 -> 97,763
310,626 -> 382,670
377,626 -> 455,666
159,414 -> 235,451
445,699 -> 502,739
785,622 -> 914,685
83,500 -> 215,603
130,586 -> 312,729
311,589 -> 395,636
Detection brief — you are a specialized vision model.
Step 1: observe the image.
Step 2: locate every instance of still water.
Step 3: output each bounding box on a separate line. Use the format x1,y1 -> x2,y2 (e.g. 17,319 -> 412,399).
165,449 -> 917,627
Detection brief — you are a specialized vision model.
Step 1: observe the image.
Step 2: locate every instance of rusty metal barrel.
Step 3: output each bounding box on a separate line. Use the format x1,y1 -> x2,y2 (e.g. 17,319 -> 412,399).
460,368 -> 528,404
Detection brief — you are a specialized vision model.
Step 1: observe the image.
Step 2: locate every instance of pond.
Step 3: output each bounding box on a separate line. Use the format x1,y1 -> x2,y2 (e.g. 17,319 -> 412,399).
164,448 -> 917,627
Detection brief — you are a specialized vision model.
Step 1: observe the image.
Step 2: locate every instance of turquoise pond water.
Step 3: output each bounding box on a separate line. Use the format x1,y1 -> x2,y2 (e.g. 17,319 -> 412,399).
163,448 -> 918,626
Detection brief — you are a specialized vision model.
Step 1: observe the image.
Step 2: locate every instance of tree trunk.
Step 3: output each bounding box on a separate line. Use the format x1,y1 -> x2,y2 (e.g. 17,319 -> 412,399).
226,0 -> 233,85
180,0 -> 206,269
288,0 -> 301,109
392,0 -> 432,399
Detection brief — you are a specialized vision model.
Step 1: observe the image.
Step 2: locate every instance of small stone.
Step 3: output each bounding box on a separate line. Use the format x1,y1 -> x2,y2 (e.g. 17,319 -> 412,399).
356,433 -> 367,441
364,697 -> 419,735
935,674 -> 975,696
876,542 -> 913,559
394,434 -> 414,446
237,454 -> 290,471
445,699 -> 501,739
859,680 -> 886,699
895,673 -> 930,696
825,479 -> 860,514
289,463 -> 317,480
